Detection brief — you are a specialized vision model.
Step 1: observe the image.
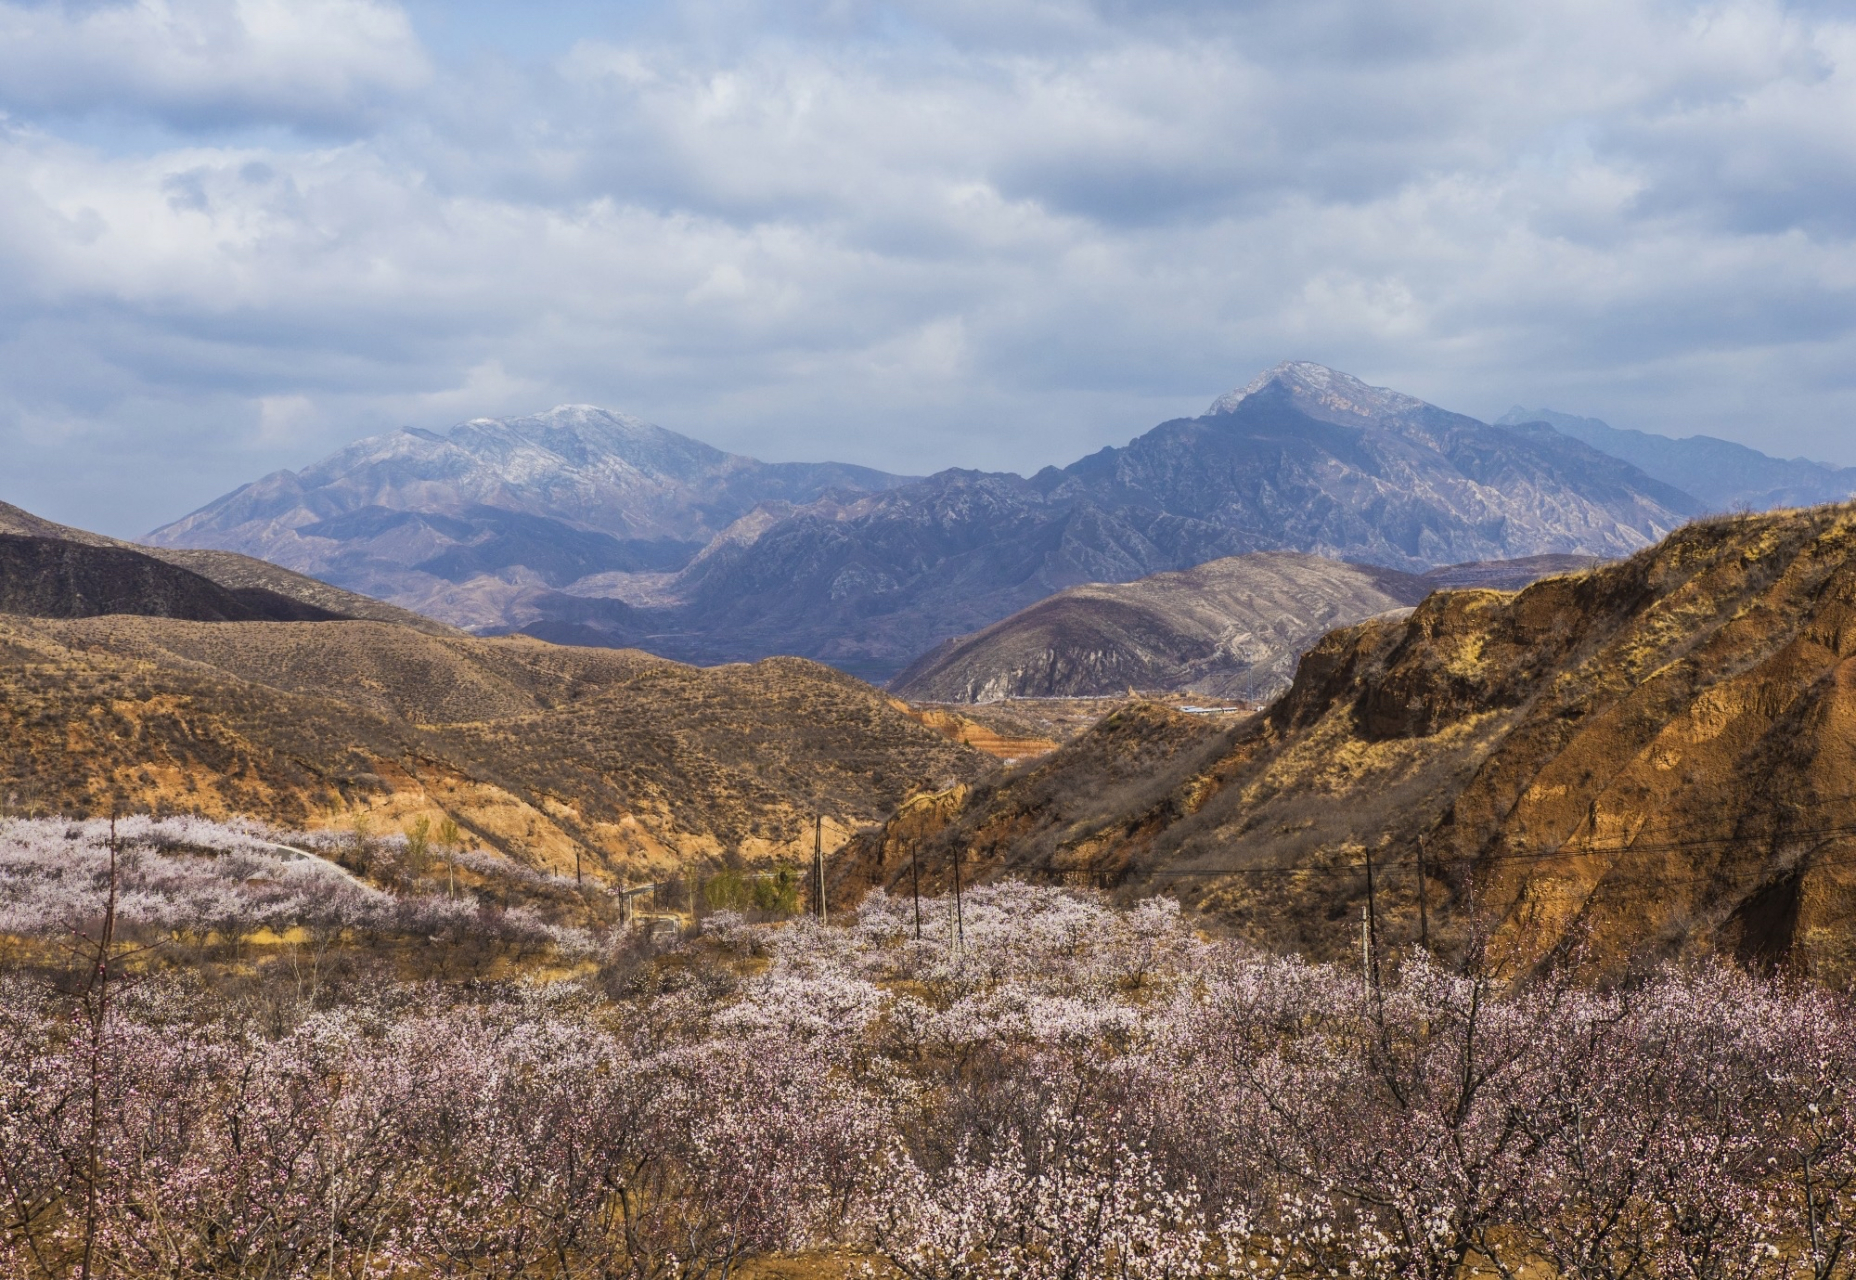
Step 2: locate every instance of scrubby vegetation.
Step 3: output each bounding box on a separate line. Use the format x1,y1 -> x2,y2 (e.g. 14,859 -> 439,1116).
0,613 -> 988,872
4,841 -> 1854,1280
870,503 -> 1856,979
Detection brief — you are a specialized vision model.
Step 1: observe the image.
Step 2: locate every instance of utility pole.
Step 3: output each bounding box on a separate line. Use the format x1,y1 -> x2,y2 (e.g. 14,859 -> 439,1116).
1416,834 -> 1431,952
910,836 -> 923,941
813,814 -> 827,924
1360,906 -> 1371,997
951,847 -> 965,958
575,846 -> 582,887
1363,843 -> 1381,992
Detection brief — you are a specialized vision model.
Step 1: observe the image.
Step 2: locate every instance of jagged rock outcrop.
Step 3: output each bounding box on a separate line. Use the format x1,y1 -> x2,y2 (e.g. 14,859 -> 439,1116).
837,503 -> 1856,982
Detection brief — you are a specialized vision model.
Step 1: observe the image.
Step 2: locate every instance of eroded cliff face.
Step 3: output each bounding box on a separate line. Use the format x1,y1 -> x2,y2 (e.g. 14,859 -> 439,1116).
837,505 -> 1856,981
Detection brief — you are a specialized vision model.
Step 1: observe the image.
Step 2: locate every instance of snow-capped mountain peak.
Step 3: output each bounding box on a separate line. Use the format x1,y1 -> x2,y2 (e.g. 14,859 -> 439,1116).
1207,360 -> 1430,422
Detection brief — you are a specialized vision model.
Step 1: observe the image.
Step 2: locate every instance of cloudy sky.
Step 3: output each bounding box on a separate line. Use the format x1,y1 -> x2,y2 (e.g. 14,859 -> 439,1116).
1,0 -> 1853,536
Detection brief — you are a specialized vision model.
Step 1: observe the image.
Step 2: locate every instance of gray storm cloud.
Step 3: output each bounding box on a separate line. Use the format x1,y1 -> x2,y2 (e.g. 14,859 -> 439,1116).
0,0 -> 1851,535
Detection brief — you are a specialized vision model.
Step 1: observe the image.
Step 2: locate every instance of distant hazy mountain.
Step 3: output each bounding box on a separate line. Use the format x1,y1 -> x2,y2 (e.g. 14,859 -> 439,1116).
145,405 -> 914,626
1497,407 -> 1856,511
517,363 -> 1697,678
888,550 -> 1607,704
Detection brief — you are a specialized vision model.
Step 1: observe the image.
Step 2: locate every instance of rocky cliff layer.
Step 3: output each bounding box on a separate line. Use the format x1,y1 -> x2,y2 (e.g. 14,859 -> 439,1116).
836,503 -> 1856,981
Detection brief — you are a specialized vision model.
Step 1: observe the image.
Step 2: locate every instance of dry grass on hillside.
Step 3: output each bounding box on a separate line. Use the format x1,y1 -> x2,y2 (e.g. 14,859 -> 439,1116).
0,614 -> 989,882
842,505 -> 1856,982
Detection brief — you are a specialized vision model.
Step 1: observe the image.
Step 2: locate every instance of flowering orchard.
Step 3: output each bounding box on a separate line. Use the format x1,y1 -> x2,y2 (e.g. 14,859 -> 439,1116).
0,815 -> 596,953
3,864 -> 1855,1280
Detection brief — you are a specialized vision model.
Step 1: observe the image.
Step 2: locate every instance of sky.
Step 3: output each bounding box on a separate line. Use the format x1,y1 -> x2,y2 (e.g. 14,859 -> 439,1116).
1,0 -> 1854,537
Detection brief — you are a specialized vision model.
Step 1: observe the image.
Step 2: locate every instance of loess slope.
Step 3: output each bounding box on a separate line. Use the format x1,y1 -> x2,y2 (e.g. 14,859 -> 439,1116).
836,503 -> 1856,981
0,615 -> 987,880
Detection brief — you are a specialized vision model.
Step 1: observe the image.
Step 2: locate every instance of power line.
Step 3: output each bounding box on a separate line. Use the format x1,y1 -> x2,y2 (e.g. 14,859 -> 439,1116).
1062,812 -> 1856,887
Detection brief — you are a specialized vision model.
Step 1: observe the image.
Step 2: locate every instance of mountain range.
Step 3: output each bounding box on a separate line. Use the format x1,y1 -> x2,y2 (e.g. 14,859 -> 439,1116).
1496,407 -> 1856,512
150,362 -> 1701,680
145,405 -> 915,630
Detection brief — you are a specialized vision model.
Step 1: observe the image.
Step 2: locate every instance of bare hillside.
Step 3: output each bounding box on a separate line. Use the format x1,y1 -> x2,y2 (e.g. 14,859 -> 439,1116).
0,615 -> 987,880
0,499 -> 454,634
890,552 -> 1427,702
891,551 -> 1600,703
839,504 -> 1856,981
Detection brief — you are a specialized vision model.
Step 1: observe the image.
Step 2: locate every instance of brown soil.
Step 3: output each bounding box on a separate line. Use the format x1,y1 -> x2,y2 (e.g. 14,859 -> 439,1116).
0,614 -> 989,881
836,504 -> 1856,982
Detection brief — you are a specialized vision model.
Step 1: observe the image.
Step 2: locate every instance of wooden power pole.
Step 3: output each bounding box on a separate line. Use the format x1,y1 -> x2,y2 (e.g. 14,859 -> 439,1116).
809,816 -> 824,916
1363,843 -> 1381,992
1416,834 -> 1431,952
910,837 -> 923,941
951,847 -> 965,958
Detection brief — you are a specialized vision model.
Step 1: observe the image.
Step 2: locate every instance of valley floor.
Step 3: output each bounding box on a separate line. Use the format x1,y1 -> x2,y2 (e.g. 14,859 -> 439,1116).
4,815 -> 1852,1280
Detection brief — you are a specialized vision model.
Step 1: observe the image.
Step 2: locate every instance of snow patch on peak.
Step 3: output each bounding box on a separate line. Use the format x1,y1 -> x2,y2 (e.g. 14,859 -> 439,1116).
534,403 -> 642,426
1207,360 -> 1334,415
1206,361 -> 1429,421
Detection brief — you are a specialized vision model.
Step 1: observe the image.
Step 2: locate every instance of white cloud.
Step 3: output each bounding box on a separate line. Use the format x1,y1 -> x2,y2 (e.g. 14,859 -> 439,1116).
0,0 -> 430,129
0,0 -> 1854,538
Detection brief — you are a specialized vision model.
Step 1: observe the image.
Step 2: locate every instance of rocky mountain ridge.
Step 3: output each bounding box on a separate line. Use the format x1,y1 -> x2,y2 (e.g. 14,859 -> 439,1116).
834,501 -> 1856,982
509,363 -> 1699,678
145,404 -> 913,627
142,363 -> 1718,681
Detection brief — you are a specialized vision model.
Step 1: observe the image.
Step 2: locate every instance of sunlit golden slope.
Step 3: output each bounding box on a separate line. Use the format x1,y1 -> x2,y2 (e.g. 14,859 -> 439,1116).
0,614 -> 987,881
837,504 -> 1856,981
